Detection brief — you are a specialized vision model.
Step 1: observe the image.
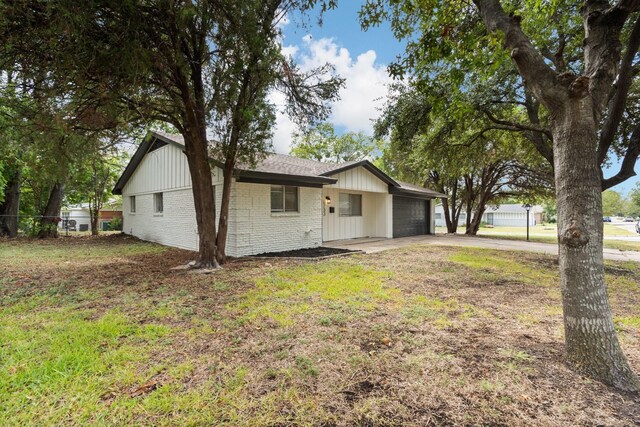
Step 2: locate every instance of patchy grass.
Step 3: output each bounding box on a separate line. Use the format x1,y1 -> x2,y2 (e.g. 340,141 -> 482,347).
0,235 -> 639,425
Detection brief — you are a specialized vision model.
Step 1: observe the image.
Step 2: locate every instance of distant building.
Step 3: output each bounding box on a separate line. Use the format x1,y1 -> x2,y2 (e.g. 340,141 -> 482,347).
60,200 -> 122,232
435,204 -> 543,227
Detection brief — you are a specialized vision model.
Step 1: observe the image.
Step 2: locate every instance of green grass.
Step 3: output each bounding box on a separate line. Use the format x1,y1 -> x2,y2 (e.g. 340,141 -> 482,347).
448,248 -> 558,286
0,238 -> 168,268
1,237 -> 639,426
0,301 -> 170,425
227,261 -> 398,327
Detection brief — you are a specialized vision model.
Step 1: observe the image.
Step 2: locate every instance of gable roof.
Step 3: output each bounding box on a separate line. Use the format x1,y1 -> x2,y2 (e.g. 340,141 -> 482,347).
113,131 -> 447,198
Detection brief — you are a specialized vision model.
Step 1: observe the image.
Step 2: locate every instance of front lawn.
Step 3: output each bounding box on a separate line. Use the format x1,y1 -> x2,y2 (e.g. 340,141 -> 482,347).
1,235 -> 639,425
437,223 -> 640,251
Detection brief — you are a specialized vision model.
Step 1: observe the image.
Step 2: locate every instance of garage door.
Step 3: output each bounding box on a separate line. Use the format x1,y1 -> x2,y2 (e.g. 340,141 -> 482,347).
393,196 -> 428,238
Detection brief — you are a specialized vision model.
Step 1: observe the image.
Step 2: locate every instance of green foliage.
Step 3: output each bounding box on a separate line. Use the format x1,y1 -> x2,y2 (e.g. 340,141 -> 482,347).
602,190 -> 627,217
108,216 -> 123,231
375,83 -> 553,233
360,1 -> 637,187
627,183 -> 640,218
543,202 -> 557,223
290,123 -> 383,162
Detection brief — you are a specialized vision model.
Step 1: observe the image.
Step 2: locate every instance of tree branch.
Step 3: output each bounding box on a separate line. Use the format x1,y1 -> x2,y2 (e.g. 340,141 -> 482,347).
583,0 -> 633,116
473,0 -> 563,108
598,15 -> 640,164
602,123 -> 640,190
482,108 -> 553,139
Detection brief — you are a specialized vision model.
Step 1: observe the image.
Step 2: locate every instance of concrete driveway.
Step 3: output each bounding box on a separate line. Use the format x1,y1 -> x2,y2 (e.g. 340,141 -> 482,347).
324,234 -> 640,262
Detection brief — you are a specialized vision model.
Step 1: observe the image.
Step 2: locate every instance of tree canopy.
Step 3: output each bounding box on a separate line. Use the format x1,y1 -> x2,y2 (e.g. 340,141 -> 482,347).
290,123 -> 382,163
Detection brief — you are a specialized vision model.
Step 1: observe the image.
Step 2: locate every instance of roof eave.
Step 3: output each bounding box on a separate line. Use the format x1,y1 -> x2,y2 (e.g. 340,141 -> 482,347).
320,160 -> 399,187
389,186 -> 448,199
236,170 -> 337,188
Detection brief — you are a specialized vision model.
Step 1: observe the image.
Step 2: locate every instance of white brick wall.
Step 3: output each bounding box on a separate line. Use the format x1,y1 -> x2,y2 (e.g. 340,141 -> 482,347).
122,180 -> 322,257
123,188 -> 200,251
227,182 -> 322,257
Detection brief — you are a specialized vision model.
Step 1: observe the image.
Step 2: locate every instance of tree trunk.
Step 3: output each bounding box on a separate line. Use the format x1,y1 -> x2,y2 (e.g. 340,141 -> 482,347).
215,159 -> 234,264
553,99 -> 640,391
441,198 -> 454,233
466,205 -> 486,235
445,180 -> 459,233
90,205 -> 99,236
466,191 -> 489,235
0,167 -> 21,237
38,181 -> 64,238
183,130 -> 219,269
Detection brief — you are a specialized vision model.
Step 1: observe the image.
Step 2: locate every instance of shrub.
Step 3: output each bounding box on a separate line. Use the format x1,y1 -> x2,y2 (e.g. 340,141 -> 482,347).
108,217 -> 123,231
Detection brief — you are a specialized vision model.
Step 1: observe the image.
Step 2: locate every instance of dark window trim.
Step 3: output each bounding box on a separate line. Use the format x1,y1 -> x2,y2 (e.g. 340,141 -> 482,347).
153,192 -> 163,214
339,192 -> 363,217
270,185 -> 299,213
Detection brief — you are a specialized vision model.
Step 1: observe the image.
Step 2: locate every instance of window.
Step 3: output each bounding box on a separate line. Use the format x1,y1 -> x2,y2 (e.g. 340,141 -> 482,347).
435,213 -> 442,220
339,193 -> 362,217
270,185 -> 298,212
154,193 -> 163,214
130,196 -> 136,213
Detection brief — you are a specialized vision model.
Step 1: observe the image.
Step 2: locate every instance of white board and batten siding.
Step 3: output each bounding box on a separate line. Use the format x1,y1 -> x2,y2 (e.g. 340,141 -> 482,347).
322,166 -> 393,242
324,167 -> 389,193
122,143 -> 223,252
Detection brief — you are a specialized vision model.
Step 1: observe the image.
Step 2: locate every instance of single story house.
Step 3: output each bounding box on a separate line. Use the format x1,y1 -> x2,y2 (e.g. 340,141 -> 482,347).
112,131 -> 446,257
434,203 -> 543,228
60,200 -> 123,231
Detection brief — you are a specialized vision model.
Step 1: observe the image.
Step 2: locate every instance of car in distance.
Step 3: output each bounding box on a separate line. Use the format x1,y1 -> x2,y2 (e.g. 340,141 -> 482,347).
625,217 -> 635,222
603,216 -> 612,222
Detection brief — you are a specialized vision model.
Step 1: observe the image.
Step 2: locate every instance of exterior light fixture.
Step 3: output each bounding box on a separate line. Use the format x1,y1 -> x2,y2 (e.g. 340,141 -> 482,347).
325,196 -> 331,205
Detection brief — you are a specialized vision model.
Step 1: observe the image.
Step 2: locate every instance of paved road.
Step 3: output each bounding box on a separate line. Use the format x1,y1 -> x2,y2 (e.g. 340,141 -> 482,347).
612,221 -> 640,237
325,234 -> 640,262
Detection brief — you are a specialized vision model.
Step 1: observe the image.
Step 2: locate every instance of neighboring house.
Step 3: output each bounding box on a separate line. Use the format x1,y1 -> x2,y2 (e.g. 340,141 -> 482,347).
434,204 -> 544,228
60,200 -> 123,231
98,200 -> 123,231
112,131 -> 446,257
60,204 -> 92,232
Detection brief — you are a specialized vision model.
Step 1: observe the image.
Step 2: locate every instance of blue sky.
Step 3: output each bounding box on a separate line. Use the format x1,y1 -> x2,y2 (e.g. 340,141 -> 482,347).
273,3 -> 639,196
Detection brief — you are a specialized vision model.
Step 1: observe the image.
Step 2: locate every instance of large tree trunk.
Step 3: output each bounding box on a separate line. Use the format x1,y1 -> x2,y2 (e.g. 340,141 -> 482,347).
0,167 -> 21,237
183,130 -> 219,269
553,99 -> 640,391
38,181 -> 64,238
215,159 -> 234,264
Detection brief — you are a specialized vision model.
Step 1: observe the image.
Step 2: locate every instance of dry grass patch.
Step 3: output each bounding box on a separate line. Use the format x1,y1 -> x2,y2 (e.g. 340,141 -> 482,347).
0,236 -> 639,426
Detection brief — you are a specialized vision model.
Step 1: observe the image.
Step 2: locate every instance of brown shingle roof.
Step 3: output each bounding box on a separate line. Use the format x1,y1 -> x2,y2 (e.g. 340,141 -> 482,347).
115,131 -> 447,198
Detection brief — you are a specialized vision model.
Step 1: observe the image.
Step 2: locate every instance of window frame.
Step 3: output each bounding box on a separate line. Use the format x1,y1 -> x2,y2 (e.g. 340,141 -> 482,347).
153,192 -> 163,214
129,196 -> 136,213
339,193 -> 363,217
270,185 -> 299,213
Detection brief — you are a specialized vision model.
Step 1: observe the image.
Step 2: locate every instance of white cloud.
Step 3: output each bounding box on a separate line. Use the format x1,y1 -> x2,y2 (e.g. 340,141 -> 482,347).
270,36 -> 393,154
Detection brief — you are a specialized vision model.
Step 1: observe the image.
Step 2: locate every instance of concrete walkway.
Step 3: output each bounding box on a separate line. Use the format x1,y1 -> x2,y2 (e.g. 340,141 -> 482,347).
324,234 -> 640,262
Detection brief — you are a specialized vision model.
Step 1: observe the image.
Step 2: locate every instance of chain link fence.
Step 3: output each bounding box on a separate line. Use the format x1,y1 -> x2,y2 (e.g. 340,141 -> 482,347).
0,214 -> 123,236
